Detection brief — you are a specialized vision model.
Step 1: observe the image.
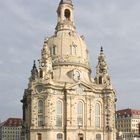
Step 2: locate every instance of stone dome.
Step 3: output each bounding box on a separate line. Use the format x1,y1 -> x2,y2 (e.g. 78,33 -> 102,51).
40,0 -> 92,83
46,30 -> 90,70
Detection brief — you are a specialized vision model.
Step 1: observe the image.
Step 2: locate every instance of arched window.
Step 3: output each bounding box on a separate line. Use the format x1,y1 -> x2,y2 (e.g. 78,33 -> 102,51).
51,45 -> 56,55
95,103 -> 101,128
70,44 -> 77,55
56,101 -> 63,127
37,133 -> 42,140
57,133 -> 63,140
38,100 -> 44,127
78,133 -> 84,140
38,100 -> 43,113
64,9 -> 71,20
77,101 -> 83,127
96,134 -> 101,140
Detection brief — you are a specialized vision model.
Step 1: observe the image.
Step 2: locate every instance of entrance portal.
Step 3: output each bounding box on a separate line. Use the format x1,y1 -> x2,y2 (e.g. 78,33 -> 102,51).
78,133 -> 84,140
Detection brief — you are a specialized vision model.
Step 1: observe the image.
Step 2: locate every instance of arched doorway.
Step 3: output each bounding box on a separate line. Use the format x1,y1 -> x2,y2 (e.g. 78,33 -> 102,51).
37,133 -> 42,140
78,133 -> 84,140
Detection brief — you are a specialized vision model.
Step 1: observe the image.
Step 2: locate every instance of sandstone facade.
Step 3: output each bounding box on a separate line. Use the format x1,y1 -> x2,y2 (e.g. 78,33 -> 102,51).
21,0 -> 117,140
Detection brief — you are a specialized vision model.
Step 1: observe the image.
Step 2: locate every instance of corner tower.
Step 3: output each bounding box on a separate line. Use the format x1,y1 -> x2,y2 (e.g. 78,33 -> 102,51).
21,1 -> 117,140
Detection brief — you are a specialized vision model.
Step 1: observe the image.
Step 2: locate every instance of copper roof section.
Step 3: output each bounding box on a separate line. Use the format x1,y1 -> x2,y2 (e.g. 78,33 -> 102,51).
116,108 -> 140,116
3,118 -> 22,127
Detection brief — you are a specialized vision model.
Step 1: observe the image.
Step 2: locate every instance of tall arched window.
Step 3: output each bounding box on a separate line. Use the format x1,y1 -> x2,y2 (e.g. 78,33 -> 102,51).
38,100 -> 44,127
56,101 -> 63,127
95,103 -> 101,128
57,133 -> 63,140
77,101 -> 84,127
96,134 -> 101,140
38,100 -> 43,113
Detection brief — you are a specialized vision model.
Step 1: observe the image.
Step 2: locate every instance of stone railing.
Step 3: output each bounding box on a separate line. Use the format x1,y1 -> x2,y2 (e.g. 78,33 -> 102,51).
52,55 -> 90,70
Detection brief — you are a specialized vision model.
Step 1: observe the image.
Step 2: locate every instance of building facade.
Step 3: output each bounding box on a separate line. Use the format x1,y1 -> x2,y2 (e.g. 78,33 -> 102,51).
21,0 -> 117,140
116,108 -> 140,140
0,118 -> 22,140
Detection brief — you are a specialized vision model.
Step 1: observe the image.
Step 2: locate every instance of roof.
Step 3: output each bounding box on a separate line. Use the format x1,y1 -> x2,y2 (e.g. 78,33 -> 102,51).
59,0 -> 73,5
116,108 -> 140,116
2,118 -> 22,127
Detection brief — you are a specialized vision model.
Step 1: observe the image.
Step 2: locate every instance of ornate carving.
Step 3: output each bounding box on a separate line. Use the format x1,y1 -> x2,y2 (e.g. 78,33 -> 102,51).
52,55 -> 90,70
95,47 -> 111,87
37,40 -> 53,80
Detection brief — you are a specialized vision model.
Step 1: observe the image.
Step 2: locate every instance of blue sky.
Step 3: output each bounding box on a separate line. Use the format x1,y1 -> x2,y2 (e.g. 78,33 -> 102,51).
0,0 -> 140,121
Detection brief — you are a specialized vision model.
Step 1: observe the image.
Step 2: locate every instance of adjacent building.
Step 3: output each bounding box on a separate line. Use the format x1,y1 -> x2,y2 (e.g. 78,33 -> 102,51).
21,0 -> 117,140
0,118 -> 22,140
116,108 -> 140,140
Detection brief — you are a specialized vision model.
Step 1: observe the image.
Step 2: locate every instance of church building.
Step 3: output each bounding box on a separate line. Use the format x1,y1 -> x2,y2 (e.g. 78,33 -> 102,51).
21,0 -> 117,140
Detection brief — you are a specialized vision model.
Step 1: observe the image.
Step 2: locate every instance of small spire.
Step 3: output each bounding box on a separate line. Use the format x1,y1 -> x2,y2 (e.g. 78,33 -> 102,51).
95,47 -> 111,86
31,60 -> 38,80
33,60 -> 36,69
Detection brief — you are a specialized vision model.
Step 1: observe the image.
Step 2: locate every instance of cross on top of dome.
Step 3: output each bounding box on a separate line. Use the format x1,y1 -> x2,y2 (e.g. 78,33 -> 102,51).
59,0 -> 73,5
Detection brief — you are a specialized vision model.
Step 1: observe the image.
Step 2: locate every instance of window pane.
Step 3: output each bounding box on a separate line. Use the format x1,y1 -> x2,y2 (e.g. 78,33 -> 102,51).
77,116 -> 83,126
77,102 -> 83,114
95,104 -> 100,115
95,103 -> 101,128
56,115 -> 62,127
38,100 -> 43,113
56,101 -> 63,127
57,133 -> 63,140
77,102 -> 83,127
96,134 -> 101,140
56,101 -> 62,114
95,117 -> 100,128
38,115 -> 43,126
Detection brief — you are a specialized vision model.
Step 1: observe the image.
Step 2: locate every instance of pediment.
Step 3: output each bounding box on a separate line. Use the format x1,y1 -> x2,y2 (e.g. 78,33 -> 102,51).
66,81 -> 94,92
